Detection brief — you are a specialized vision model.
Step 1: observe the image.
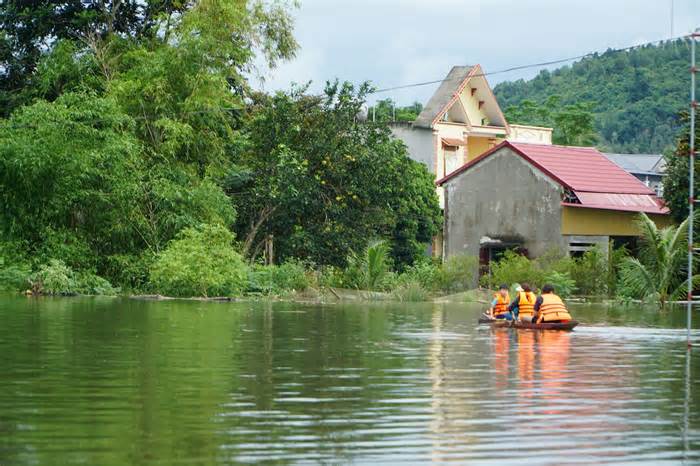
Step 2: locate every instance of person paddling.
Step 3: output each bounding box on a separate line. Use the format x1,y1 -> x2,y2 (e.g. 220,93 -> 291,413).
489,284 -> 512,320
507,283 -> 536,322
533,284 -> 573,324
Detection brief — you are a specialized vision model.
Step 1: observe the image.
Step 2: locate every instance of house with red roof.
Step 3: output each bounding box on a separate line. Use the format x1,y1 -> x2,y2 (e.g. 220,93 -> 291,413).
435,141 -> 670,264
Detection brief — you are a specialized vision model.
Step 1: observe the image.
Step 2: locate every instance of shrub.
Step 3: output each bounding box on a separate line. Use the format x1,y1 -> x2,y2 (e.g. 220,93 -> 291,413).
317,266 -> 346,288
31,259 -> 76,295
74,271 -> 119,296
438,254 -> 479,292
149,224 -> 248,297
29,259 -> 118,295
365,240 -> 391,290
335,240 -> 391,291
568,247 -> 608,296
481,250 -> 543,289
247,260 -> 310,295
542,271 -> 576,298
392,280 -> 429,302
0,256 -> 31,291
400,259 -> 441,291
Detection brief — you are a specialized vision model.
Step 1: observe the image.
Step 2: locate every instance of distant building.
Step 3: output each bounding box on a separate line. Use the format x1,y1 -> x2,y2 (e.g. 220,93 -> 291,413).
603,153 -> 666,197
390,65 -> 552,207
436,141 -> 670,268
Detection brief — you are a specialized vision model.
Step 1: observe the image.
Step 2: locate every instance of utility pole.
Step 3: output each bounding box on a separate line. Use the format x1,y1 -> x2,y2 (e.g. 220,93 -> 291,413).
687,29 -> 698,348
670,0 -> 674,37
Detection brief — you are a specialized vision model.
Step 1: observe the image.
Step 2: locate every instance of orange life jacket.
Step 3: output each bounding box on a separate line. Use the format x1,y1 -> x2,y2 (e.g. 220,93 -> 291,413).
536,293 -> 572,323
517,291 -> 536,319
493,292 -> 510,316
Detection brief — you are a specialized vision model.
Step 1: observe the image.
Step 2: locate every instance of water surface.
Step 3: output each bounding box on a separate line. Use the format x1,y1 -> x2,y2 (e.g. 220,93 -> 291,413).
0,296 -> 698,465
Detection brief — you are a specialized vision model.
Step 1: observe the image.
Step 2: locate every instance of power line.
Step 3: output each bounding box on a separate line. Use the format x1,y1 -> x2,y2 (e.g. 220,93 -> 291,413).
0,32 -> 695,131
370,33 -> 692,95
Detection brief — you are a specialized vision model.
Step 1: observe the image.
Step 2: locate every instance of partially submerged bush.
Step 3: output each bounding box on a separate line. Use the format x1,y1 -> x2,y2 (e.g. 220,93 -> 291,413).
247,259 -> 310,295
438,254 -> 479,292
334,240 -> 392,291
31,259 -> 76,295
398,254 -> 478,293
568,247 -> 608,296
542,271 -> 576,298
149,224 -> 248,297
28,259 -> 118,295
482,250 -> 544,290
0,257 -> 31,291
392,280 -> 429,302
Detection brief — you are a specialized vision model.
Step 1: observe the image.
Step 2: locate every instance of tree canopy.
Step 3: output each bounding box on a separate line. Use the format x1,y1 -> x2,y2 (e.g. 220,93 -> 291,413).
227,83 -> 441,268
0,0 -> 441,291
494,40 -> 692,153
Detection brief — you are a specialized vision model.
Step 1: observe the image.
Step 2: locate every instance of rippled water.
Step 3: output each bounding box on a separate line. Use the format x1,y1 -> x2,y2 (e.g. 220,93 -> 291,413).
0,296 -> 699,465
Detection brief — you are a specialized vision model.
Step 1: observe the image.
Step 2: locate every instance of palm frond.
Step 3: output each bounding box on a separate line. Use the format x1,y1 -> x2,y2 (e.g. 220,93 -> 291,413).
619,256 -> 657,300
669,274 -> 700,302
634,213 -> 663,278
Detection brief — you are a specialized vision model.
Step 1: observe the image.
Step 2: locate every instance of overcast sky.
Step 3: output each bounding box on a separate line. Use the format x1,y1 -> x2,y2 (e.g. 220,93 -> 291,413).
252,0 -> 700,106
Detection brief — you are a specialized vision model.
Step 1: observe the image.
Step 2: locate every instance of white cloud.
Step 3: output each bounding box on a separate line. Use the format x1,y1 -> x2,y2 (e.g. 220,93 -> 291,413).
251,0 -> 700,105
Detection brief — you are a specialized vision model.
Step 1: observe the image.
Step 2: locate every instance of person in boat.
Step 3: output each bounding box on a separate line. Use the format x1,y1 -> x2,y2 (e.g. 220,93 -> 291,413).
489,284 -> 511,320
533,284 -> 573,323
507,283 -> 537,322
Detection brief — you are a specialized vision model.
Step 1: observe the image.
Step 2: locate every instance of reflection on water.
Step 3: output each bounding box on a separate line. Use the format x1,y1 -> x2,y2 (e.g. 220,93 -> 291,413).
0,296 -> 699,465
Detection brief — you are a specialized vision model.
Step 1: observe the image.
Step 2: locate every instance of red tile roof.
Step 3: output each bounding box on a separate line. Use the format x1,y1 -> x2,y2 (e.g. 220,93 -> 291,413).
508,142 -> 655,194
436,141 -> 668,215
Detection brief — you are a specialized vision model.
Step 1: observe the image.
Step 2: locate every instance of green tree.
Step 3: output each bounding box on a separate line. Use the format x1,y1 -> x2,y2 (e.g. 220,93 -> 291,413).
227,82 -> 441,268
504,96 -> 597,146
0,92 -> 142,271
662,111 -> 699,223
0,0 -> 186,114
0,0 -> 300,289
618,213 -> 696,306
495,39 -> 691,153
368,99 -> 423,122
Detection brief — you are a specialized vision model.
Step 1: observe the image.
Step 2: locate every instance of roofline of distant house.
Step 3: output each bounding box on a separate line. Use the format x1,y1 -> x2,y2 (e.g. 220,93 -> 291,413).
435,140 -> 574,189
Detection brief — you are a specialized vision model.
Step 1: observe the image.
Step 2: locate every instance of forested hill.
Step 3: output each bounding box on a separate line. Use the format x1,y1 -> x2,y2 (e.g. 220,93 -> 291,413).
493,40 -> 691,154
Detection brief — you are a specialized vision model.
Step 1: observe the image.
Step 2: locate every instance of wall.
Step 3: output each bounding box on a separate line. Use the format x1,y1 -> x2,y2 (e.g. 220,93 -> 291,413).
466,136 -> 494,161
561,207 -> 673,236
459,90 -> 489,126
389,123 -> 435,173
443,147 -> 566,259
507,124 -> 553,145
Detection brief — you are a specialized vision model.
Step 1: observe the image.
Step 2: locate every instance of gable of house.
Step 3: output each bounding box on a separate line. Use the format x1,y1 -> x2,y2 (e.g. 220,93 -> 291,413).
413,64 -> 507,130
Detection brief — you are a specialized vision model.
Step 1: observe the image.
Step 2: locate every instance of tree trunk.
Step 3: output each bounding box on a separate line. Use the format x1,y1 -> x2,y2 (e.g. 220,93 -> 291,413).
242,205 -> 277,257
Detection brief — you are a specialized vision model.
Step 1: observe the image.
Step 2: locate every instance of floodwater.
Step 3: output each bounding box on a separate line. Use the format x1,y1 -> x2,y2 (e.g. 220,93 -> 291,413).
0,296 -> 699,465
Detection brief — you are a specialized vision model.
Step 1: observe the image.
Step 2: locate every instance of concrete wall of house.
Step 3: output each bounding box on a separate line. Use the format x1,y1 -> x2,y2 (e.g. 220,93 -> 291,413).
390,123 -> 434,173
507,124 -> 553,145
443,147 -> 566,259
561,207 -> 672,236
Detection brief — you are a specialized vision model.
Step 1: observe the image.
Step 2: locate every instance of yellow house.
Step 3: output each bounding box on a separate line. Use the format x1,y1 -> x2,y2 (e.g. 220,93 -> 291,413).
390,65 -> 553,206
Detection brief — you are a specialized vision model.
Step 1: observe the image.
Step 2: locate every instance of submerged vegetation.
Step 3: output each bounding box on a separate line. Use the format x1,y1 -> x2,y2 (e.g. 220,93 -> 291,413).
481,213 -> 695,306
618,214 -> 696,306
